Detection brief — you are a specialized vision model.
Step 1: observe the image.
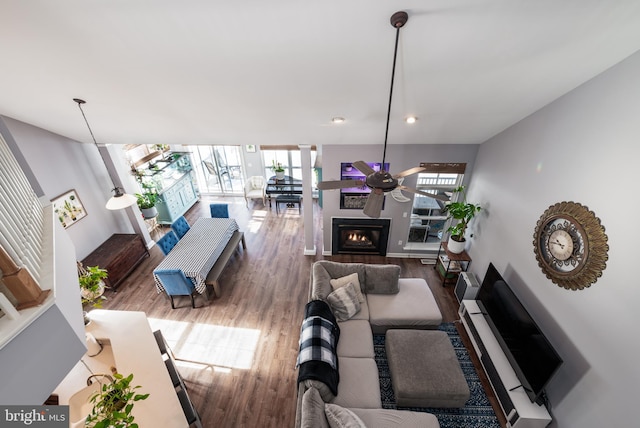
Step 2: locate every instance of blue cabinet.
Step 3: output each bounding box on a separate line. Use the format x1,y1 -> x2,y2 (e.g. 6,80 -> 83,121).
136,152 -> 199,225
156,173 -> 198,225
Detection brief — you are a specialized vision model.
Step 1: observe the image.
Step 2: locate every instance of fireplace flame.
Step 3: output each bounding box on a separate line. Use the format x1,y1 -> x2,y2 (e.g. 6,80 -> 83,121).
348,233 -> 370,243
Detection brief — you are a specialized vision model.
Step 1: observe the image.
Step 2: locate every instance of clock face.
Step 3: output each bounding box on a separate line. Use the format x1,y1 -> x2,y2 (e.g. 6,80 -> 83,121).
538,217 -> 585,272
533,202 -> 609,290
548,229 -> 575,261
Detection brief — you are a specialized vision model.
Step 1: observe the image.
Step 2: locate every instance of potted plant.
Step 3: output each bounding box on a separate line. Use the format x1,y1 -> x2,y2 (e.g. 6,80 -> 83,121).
443,186 -> 481,254
78,264 -> 108,307
135,191 -> 160,219
85,372 -> 150,428
271,161 -> 285,180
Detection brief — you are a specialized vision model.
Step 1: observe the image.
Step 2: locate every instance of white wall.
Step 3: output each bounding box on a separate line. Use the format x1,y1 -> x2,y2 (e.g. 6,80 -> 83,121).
320,143 -> 479,254
466,51 -> 640,426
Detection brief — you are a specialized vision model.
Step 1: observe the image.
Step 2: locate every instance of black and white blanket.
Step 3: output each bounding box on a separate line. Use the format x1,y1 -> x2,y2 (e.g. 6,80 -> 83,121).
296,300 -> 340,396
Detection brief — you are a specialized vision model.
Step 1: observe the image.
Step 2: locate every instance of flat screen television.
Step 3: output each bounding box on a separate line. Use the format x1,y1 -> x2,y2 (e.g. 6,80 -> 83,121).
339,162 -> 389,193
476,263 -> 562,404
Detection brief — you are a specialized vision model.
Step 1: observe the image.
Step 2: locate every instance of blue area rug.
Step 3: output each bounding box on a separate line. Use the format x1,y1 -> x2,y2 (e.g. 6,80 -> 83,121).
374,323 -> 501,428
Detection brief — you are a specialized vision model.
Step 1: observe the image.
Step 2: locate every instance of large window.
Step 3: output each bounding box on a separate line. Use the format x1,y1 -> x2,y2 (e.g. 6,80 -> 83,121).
406,163 -> 465,250
261,147 -> 317,186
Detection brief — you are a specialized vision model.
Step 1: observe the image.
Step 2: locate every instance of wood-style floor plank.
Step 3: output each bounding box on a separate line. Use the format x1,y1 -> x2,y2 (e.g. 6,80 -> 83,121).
97,196 -> 506,428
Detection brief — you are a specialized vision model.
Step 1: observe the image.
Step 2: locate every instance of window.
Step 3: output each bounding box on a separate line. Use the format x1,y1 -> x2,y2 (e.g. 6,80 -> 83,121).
406,163 -> 465,250
261,147 -> 317,186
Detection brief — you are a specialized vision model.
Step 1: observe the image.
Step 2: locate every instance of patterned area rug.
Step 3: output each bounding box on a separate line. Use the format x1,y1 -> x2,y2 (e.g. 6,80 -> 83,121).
374,323 -> 501,428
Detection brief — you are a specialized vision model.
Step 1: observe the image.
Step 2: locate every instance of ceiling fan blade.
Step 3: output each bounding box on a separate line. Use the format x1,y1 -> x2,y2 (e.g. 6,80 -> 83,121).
317,179 -> 364,190
363,190 -> 384,218
353,161 -> 375,176
397,185 -> 450,202
393,166 -> 426,179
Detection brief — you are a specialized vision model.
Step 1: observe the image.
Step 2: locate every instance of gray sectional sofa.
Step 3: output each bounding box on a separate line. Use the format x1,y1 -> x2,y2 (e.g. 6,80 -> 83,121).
295,261 -> 443,428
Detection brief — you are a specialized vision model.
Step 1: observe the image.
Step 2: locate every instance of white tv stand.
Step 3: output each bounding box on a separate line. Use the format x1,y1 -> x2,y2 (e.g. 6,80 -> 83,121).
459,300 -> 552,428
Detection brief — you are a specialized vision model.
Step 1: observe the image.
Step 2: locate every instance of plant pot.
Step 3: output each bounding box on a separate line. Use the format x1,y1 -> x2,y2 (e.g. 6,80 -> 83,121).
276,171 -> 285,180
447,236 -> 466,254
81,281 -> 105,302
141,206 -> 158,219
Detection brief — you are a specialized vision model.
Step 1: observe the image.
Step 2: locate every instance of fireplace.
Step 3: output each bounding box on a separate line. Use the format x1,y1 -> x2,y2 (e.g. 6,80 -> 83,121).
332,218 -> 391,256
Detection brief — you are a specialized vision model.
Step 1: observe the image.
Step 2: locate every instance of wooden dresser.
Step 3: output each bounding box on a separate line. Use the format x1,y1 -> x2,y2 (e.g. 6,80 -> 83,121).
82,234 -> 149,290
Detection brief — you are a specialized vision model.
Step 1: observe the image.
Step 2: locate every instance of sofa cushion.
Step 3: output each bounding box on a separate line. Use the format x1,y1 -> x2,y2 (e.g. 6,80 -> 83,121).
336,320 -> 374,358
312,261 -> 366,300
367,278 -> 442,334
303,379 -> 336,403
332,357 -> 381,409
350,408 -> 440,428
330,273 -> 365,303
301,387 -> 330,428
327,283 -> 361,321
325,404 -> 367,428
364,264 -> 400,294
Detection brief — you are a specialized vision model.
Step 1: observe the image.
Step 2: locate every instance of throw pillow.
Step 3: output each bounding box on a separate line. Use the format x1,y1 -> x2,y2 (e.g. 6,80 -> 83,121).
301,387 -> 330,428
326,282 -> 361,321
364,264 -> 400,294
324,404 -> 367,428
330,273 -> 365,303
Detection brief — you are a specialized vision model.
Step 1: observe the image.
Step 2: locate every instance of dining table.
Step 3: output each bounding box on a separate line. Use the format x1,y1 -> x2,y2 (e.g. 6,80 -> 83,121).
153,217 -> 239,295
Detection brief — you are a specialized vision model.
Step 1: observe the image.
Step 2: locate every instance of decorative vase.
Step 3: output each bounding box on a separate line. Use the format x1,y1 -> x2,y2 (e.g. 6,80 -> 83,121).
141,206 -> 158,219
447,236 -> 466,254
81,281 -> 105,302
276,171 -> 285,180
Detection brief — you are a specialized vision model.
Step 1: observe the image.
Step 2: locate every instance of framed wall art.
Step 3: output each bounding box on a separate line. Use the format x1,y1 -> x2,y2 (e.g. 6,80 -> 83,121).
52,189 -> 87,229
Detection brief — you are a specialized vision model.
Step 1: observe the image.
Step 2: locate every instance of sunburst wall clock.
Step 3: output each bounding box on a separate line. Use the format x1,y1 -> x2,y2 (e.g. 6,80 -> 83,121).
533,201 -> 609,290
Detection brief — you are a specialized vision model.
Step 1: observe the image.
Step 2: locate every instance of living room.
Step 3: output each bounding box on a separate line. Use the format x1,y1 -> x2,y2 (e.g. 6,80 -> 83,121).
1,3 -> 640,428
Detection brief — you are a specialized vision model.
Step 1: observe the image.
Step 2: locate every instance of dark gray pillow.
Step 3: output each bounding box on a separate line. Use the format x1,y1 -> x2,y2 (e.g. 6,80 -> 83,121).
364,264 -> 400,294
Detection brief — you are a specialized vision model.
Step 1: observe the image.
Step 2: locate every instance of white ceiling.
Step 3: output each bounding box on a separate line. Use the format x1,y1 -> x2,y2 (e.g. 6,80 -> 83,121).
1,1 -> 640,148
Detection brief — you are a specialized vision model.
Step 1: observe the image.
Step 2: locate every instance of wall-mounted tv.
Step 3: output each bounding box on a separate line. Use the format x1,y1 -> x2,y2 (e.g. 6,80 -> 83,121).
476,263 -> 563,404
339,162 -> 389,193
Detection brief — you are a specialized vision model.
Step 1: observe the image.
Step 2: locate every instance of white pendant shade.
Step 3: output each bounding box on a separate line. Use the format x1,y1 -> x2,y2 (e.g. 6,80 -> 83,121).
105,192 -> 137,210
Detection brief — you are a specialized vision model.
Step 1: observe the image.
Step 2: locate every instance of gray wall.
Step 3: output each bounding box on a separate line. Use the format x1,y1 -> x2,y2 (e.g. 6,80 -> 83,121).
464,51 -> 640,426
1,116 -> 136,258
319,143 -> 479,254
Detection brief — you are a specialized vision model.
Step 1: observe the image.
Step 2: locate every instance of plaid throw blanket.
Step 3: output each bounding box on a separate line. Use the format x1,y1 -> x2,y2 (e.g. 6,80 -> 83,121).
296,300 -> 340,395
296,316 -> 338,369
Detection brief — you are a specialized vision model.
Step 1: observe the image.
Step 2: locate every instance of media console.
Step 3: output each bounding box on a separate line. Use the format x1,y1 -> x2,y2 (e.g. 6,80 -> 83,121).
459,300 -> 552,428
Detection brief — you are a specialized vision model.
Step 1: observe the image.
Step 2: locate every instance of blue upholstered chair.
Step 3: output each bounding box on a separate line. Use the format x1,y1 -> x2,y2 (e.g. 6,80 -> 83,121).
156,231 -> 179,256
209,203 -> 229,218
154,269 -> 198,309
171,216 -> 191,239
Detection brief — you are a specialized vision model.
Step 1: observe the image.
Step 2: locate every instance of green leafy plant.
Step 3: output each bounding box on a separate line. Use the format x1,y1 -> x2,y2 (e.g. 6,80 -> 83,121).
78,265 -> 109,308
135,191 -> 160,210
443,186 -> 481,242
271,161 -> 285,173
85,372 -> 150,428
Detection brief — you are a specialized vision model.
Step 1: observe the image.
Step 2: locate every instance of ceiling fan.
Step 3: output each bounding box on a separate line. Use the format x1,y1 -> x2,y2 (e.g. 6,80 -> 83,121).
317,11 -> 449,218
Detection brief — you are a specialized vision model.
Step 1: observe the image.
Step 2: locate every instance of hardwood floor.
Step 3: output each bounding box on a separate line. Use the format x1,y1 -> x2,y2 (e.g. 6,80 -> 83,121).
98,195 -> 506,428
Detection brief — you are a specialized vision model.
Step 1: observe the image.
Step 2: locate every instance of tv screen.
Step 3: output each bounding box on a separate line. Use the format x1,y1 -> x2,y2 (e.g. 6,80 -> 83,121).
340,162 -> 389,193
476,263 -> 562,404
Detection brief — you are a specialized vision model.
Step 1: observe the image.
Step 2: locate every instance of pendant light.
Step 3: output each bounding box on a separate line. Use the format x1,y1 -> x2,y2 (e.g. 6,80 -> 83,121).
73,98 -> 137,210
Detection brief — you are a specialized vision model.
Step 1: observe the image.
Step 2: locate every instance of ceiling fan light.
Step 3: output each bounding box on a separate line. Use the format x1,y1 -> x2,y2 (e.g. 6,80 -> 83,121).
366,171 -> 398,191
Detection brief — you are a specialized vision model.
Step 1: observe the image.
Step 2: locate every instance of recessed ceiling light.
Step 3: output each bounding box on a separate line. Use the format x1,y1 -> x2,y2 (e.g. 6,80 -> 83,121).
405,116 -> 418,124
332,117 -> 345,124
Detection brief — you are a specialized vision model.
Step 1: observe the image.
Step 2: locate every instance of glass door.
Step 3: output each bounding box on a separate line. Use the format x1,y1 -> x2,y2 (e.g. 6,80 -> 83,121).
187,145 -> 244,195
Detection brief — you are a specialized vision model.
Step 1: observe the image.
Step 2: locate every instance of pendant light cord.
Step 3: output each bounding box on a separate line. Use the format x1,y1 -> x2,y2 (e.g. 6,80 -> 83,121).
382,24 -> 401,168
73,98 -> 118,193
